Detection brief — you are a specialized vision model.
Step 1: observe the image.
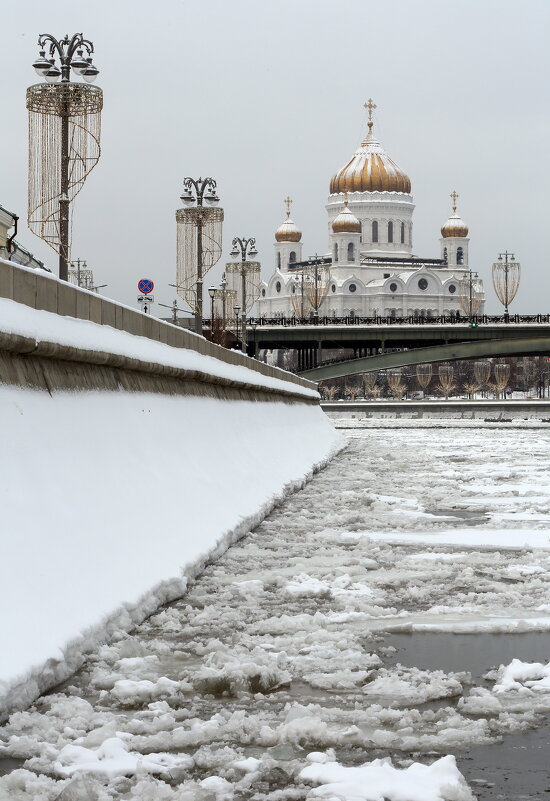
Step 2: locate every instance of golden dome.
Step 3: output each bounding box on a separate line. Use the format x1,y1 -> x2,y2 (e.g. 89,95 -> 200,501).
275,217 -> 301,242
275,196 -> 302,242
441,191 -> 469,238
332,201 -> 361,233
330,121 -> 411,195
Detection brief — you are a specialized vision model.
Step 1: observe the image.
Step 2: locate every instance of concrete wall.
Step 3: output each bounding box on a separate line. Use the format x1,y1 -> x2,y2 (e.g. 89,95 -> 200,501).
0,258 -> 315,398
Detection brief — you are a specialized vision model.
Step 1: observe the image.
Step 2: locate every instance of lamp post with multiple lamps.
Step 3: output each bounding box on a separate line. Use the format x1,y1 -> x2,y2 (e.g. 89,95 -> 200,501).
178,178 -> 222,335
29,34 -> 101,281
229,237 -> 258,352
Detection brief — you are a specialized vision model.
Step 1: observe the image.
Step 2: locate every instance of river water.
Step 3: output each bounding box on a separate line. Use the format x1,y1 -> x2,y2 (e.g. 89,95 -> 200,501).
2,424 -> 550,800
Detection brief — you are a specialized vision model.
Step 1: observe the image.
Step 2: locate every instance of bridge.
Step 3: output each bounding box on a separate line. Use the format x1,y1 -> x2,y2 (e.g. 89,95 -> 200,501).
245,314 -> 550,378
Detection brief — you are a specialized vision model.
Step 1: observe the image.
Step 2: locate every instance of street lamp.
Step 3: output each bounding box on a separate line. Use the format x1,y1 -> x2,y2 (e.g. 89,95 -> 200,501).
28,34 -> 102,281
175,177 -> 224,336
228,236 -> 260,354
208,285 -> 216,340
234,304 -> 241,349
492,251 -> 521,317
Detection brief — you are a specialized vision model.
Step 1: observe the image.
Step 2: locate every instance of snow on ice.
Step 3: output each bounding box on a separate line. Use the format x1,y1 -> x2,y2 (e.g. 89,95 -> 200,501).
2,425 -> 550,798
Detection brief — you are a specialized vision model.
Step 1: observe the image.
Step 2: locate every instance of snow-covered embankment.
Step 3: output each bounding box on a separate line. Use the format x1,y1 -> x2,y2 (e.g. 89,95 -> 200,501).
0,294 -> 341,719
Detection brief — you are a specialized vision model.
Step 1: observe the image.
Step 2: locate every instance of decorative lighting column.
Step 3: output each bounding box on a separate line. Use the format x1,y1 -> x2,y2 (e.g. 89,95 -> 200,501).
458,270 -> 483,323
177,178 -> 223,335
492,251 -> 521,317
229,237 -> 260,352
28,33 -> 102,281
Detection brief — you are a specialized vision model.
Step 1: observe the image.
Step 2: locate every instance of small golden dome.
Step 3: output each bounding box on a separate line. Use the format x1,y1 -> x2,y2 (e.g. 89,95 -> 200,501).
330,122 -> 411,195
332,201 -> 361,233
275,196 -> 302,242
275,218 -> 301,242
441,191 -> 469,238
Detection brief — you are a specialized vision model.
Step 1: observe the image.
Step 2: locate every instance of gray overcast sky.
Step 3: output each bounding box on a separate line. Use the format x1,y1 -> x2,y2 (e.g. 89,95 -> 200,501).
2,0 -> 549,314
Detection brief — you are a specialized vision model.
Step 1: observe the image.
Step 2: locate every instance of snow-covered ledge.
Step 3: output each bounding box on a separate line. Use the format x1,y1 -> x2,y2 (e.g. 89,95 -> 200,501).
0,295 -> 341,720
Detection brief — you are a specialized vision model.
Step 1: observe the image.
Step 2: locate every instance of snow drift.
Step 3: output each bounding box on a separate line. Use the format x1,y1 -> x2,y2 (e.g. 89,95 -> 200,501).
0,310 -> 340,720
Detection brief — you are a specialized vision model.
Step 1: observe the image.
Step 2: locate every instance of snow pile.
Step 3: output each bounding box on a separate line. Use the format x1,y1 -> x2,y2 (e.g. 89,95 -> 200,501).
299,753 -> 474,801
493,658 -> 550,693
0,384 -> 340,720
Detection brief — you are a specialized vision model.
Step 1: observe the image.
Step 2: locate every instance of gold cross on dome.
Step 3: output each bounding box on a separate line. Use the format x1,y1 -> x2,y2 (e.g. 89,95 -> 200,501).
450,190 -> 459,213
284,195 -> 292,218
364,98 -> 377,129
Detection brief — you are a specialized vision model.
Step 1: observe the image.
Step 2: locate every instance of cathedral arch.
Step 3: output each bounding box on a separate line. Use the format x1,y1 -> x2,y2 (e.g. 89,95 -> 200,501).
457,246 -> 464,265
277,252 -> 281,269
347,242 -> 355,262
443,247 -> 448,264
372,220 -> 378,243
334,243 -> 338,263
289,251 -> 296,264
388,221 -> 394,243
400,222 -> 405,244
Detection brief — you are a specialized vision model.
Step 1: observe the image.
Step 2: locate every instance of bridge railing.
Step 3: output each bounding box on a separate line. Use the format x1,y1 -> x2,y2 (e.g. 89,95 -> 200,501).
246,313 -> 550,327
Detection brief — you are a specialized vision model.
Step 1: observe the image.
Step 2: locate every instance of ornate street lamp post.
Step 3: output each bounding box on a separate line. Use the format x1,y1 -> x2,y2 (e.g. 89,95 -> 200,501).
234,305 -> 241,349
208,285 -> 216,340
228,237 -> 260,353
28,33 -> 102,281
492,251 -> 521,317
176,177 -> 223,335
458,270 -> 483,322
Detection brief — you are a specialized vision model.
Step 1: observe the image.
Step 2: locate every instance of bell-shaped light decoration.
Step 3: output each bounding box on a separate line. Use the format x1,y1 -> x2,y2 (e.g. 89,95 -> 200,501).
180,188 -> 195,206
204,186 -> 219,206
230,245 -> 240,259
44,62 -> 61,83
82,59 -> 99,83
248,244 -> 258,258
33,51 -> 51,76
71,49 -> 89,75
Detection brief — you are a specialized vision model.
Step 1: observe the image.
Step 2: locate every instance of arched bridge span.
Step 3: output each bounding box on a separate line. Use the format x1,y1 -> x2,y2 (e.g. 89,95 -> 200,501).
298,337 -> 550,381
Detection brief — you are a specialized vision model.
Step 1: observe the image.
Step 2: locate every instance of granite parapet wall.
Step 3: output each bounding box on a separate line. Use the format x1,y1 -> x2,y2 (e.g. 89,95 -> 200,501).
0,260 -> 316,403
0,259 -> 313,397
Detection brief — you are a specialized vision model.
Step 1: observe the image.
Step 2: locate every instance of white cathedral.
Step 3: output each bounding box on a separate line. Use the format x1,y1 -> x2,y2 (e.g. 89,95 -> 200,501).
256,101 -> 482,320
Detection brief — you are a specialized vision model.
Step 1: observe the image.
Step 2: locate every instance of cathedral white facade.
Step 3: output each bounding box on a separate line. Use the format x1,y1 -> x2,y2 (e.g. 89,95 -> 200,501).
256,103 -> 482,320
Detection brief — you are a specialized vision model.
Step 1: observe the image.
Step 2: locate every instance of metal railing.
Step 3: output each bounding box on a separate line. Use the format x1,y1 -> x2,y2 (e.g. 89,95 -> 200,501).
245,313 -> 550,328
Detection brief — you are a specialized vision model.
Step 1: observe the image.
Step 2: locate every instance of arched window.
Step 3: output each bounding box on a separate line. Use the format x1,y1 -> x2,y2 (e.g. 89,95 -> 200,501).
334,243 -> 338,263
289,251 -> 296,264
277,252 -> 281,270
400,222 -> 405,244
457,246 -> 464,265
388,221 -> 394,243
443,247 -> 448,264
347,242 -> 355,262
372,221 -> 378,243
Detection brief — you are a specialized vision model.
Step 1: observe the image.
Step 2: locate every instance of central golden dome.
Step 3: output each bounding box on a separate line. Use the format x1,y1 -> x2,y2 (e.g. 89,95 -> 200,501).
330,122 -> 411,195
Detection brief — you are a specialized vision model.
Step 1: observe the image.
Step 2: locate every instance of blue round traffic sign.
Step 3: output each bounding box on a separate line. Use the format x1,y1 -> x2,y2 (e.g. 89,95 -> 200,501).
138,278 -> 154,295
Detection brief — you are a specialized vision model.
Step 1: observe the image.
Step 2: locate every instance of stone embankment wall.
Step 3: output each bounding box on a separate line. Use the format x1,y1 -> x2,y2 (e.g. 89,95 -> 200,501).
0,260 -> 341,721
0,259 -> 314,402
